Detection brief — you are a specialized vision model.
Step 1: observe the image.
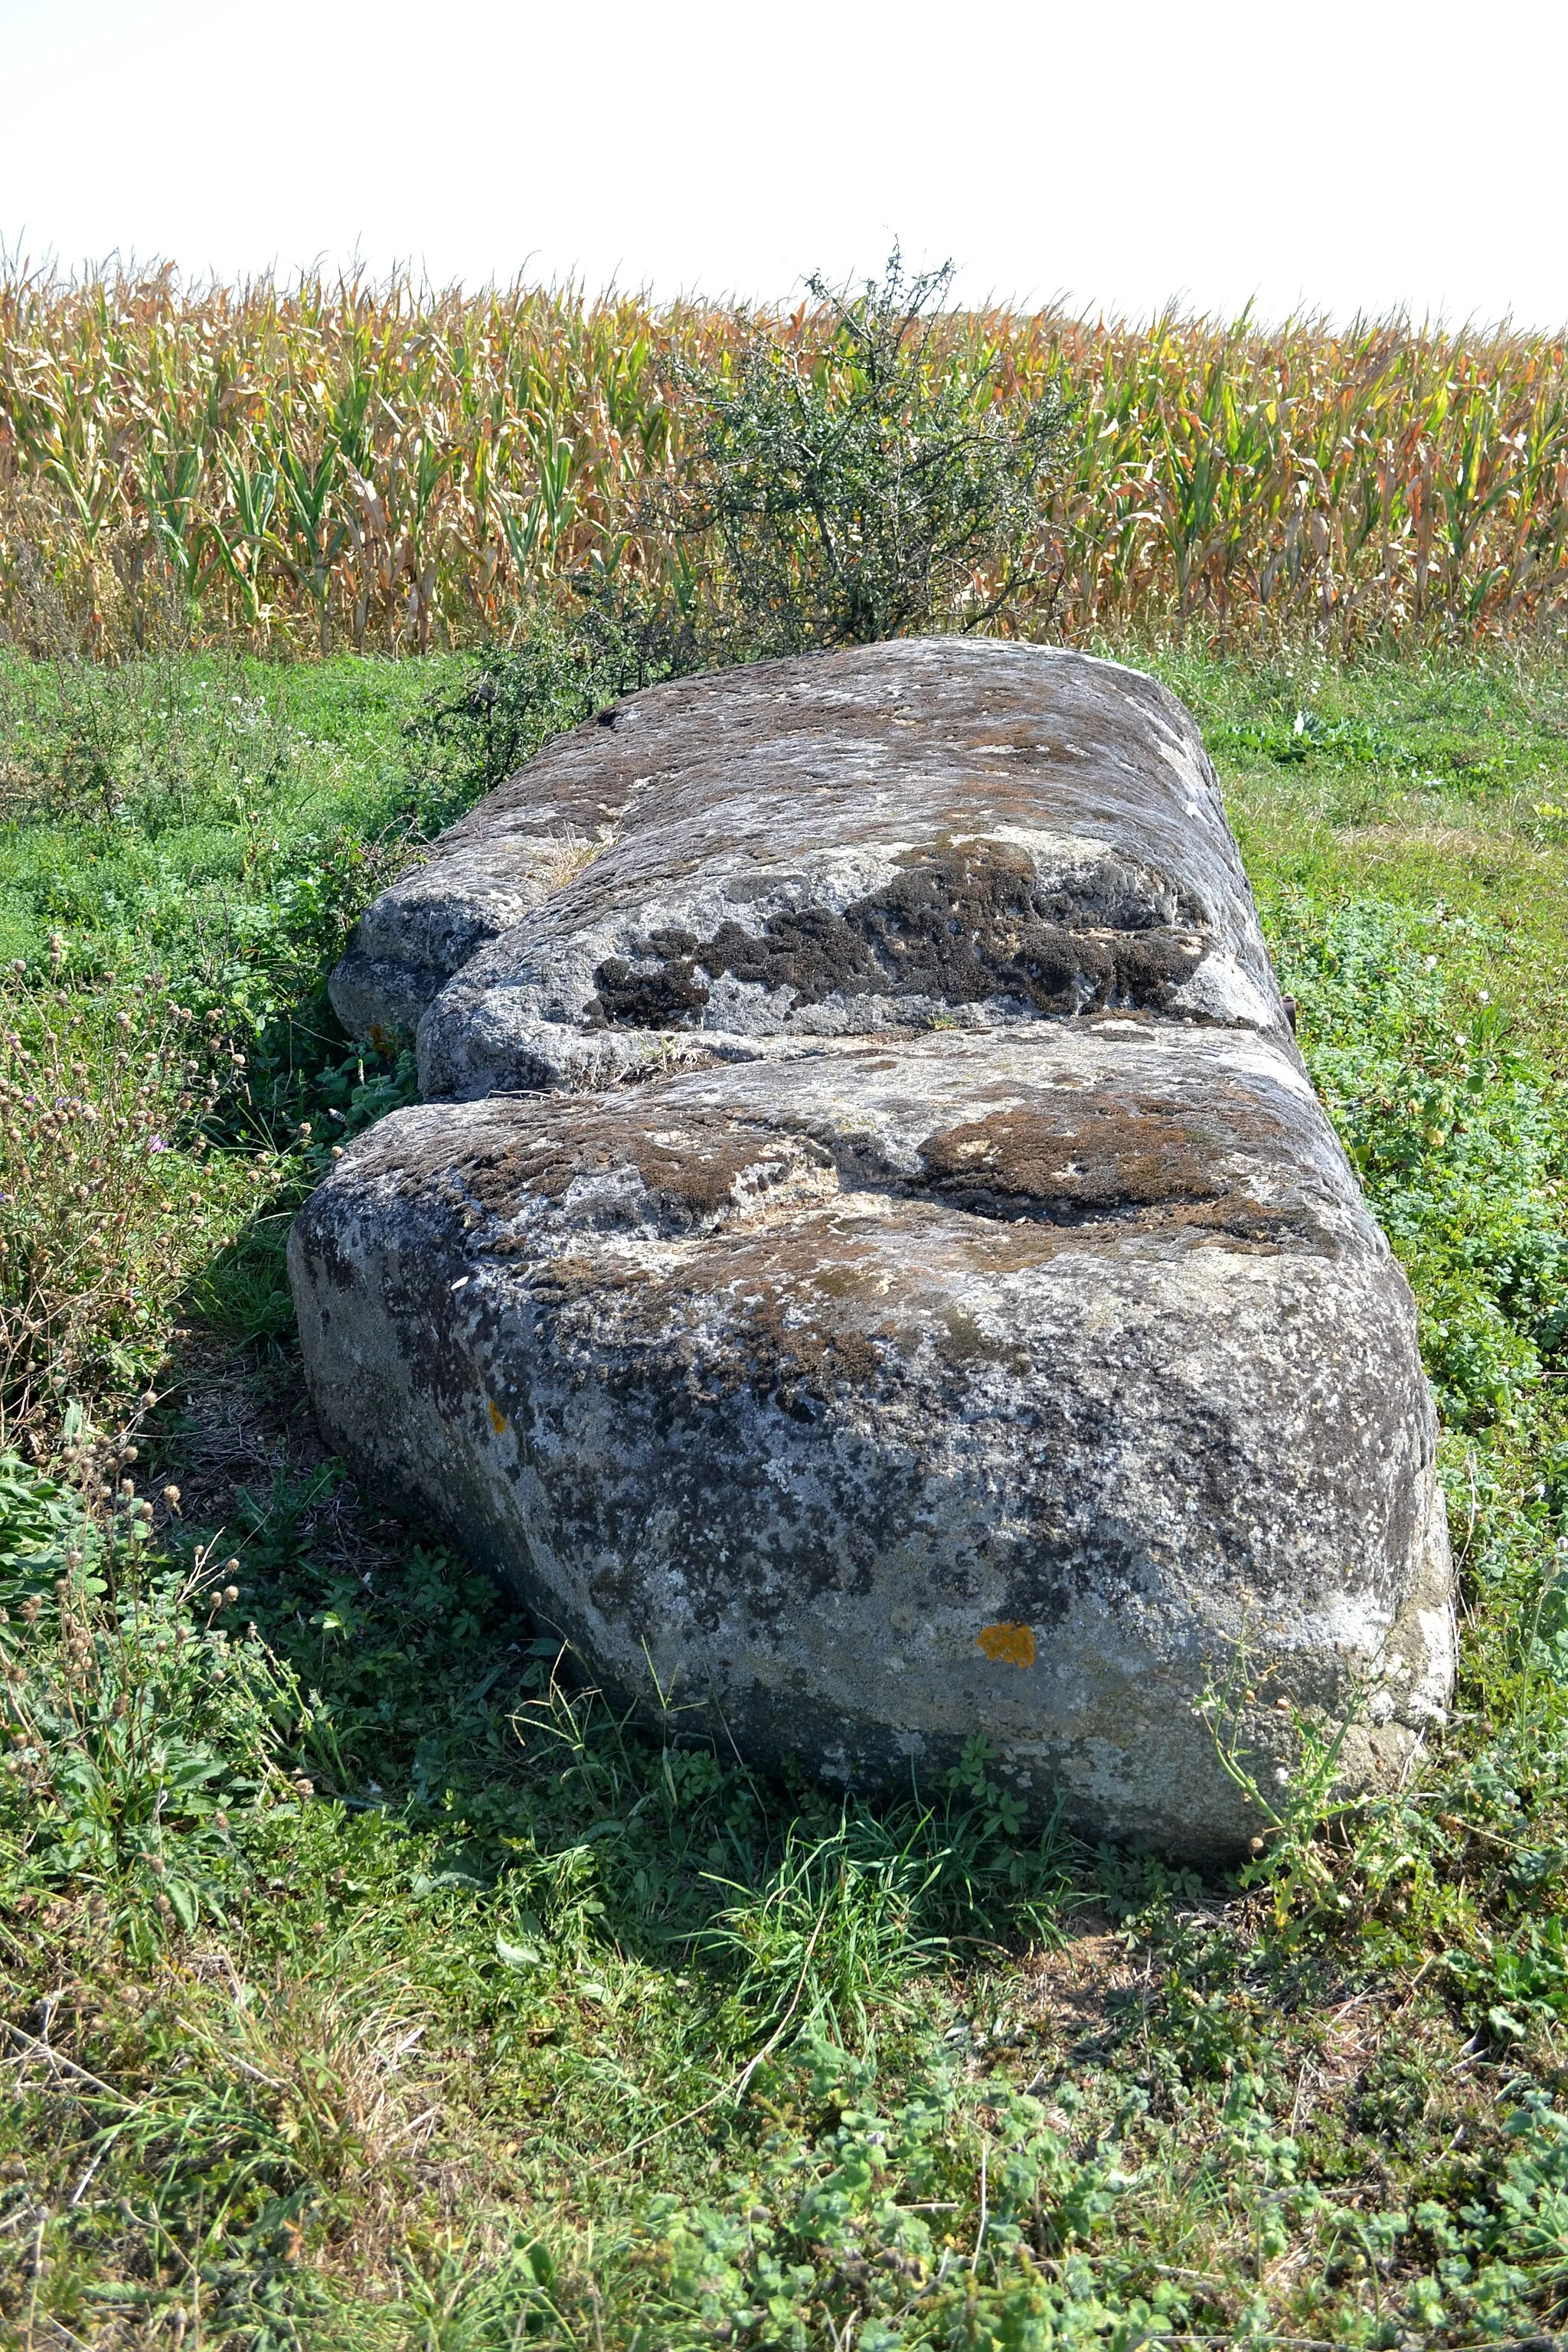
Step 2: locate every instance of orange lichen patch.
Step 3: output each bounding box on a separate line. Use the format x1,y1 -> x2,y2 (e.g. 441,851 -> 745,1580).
976,1621 -> 1036,1668
488,1398 -> 508,1435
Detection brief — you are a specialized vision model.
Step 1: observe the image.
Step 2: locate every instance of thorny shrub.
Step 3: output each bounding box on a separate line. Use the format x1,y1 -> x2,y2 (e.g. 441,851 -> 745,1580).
417,250 -> 1069,789
671,248 -> 1067,655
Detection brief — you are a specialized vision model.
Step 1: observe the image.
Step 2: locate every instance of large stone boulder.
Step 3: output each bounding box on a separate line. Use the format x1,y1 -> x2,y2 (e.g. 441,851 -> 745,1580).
294,640 -> 1455,1858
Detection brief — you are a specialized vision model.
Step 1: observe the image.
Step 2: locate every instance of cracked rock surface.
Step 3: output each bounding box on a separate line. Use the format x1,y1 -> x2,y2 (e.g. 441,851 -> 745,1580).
295,639 -> 1454,1857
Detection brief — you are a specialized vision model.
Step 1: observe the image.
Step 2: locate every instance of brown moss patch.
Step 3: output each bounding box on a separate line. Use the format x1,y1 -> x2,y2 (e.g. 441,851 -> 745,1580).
917,1089 -> 1309,1246
587,840 -> 1206,1027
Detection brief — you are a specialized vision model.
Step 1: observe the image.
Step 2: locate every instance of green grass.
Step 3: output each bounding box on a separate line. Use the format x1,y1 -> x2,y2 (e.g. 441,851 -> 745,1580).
6,642 -> 1568,2345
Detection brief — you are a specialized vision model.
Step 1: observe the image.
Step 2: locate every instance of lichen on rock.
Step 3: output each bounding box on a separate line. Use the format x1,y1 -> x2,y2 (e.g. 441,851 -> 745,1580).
295,639 -> 1455,1859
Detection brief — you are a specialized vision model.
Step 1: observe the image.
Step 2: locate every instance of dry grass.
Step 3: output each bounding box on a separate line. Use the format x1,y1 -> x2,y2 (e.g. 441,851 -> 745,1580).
2,264 -> 1566,658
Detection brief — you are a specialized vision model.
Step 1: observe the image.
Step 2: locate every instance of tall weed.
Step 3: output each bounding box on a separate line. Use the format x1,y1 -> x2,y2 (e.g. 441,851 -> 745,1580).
0,973 -> 249,1439
0,1459 -> 283,1936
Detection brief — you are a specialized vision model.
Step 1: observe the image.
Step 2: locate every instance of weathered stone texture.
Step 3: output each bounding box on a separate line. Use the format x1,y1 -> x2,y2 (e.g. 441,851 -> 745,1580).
296,640 -> 1455,1857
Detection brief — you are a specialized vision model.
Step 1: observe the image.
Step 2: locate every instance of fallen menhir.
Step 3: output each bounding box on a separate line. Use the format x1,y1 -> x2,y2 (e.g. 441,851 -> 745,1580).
290,639 -> 1455,1860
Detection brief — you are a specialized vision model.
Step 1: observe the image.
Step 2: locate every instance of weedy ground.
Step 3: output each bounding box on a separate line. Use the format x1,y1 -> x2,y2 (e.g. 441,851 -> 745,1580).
4,643 -> 1568,2347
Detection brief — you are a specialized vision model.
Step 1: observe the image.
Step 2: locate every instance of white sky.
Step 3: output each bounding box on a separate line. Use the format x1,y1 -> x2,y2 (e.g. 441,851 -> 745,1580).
0,0 -> 1561,331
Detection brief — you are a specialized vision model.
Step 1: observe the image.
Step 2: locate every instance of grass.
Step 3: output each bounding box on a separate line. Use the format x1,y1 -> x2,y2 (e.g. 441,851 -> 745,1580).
2,265 -> 1568,658
5,641 -> 1568,2343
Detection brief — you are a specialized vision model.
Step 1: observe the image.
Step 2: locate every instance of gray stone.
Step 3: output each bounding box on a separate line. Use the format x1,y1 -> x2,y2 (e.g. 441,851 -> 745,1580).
328,746 -> 641,1041
295,639 -> 1455,1858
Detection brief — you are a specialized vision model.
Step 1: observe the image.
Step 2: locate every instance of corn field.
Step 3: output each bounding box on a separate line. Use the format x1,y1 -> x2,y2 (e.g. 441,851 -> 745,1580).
2,264 -> 1567,656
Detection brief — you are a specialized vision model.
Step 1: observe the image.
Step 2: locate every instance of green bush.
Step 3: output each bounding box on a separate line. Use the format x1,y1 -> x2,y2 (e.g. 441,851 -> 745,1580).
416,250 -> 1068,805
675,249 -> 1066,655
